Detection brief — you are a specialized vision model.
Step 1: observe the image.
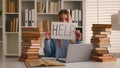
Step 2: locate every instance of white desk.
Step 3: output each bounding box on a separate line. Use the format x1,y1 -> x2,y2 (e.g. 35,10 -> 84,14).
33,58 -> 120,68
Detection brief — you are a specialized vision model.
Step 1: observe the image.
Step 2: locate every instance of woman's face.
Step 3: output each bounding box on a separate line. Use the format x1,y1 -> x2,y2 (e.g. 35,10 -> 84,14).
59,14 -> 68,22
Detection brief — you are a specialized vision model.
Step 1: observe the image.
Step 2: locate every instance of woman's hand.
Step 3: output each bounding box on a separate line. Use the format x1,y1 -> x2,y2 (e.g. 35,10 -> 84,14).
75,30 -> 82,40
45,31 -> 51,40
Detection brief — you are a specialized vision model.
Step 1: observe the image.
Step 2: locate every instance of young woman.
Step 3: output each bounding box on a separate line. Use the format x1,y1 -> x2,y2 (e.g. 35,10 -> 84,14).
44,9 -> 82,58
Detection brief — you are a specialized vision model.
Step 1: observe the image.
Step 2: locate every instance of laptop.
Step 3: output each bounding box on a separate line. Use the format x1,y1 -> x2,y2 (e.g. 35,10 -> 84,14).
58,44 -> 92,63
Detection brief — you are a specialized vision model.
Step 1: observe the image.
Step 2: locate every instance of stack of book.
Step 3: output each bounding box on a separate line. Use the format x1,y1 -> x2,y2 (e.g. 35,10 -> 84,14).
19,28 -> 41,62
90,24 -> 116,62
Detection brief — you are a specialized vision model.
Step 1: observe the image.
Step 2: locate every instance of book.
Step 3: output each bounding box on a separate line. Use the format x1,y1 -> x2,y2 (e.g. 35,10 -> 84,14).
92,42 -> 110,45
92,24 -> 112,28
91,53 -> 114,56
21,53 -> 39,56
22,39 -> 41,46
22,36 -> 40,39
93,47 -> 108,51
92,49 -> 109,54
22,33 -> 40,35
93,31 -> 111,35
37,20 -> 41,28
92,27 -> 112,32
19,57 -> 39,62
22,28 -> 39,32
91,39 -> 110,43
91,37 -> 110,41
21,51 -> 38,54
92,44 -> 111,48
22,45 -> 40,48
37,1 -> 40,13
42,20 -> 50,32
22,43 -> 40,46
22,38 -> 41,43
90,55 -> 116,62
21,55 -> 39,59
5,0 -> 9,12
22,48 -> 39,52
92,34 -> 107,38
28,10 -> 32,26
25,9 -> 28,27
31,9 -> 35,27
22,32 -> 40,35
25,59 -> 65,67
15,18 -> 19,32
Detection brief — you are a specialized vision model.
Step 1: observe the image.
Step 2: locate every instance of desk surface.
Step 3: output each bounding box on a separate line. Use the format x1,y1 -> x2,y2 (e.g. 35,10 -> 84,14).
33,58 -> 120,68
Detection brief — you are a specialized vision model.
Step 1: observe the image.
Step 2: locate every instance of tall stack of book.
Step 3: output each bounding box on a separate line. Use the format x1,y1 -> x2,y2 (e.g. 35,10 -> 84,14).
90,24 -> 116,62
19,28 -> 41,62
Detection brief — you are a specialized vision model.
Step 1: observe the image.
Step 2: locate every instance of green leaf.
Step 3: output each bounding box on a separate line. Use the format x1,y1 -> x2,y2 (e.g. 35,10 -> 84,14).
0,10 -> 2,16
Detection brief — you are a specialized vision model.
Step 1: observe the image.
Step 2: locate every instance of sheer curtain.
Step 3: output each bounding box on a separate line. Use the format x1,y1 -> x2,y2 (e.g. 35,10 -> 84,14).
85,0 -> 120,54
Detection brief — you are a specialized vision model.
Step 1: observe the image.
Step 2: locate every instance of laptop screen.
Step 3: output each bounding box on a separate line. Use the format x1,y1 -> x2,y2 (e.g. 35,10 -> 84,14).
65,44 -> 92,63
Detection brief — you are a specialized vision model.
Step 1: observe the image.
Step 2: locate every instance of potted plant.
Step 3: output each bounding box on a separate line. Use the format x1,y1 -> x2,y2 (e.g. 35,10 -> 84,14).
0,9 -> 2,16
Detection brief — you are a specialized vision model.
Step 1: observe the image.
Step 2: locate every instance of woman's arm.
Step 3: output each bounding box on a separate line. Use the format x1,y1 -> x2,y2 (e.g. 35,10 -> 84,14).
44,39 -> 53,57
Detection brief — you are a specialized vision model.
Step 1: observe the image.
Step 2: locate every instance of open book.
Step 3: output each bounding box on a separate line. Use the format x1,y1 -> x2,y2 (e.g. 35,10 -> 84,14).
25,59 -> 65,67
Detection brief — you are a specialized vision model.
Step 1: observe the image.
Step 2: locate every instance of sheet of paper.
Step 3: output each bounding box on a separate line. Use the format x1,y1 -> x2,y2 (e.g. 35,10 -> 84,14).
51,22 -> 78,40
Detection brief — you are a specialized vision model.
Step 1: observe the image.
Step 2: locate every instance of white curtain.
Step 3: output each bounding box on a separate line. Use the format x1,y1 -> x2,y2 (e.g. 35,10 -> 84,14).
85,0 -> 120,53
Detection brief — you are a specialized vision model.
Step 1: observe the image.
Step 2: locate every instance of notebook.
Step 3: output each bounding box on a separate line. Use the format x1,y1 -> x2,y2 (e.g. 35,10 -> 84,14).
58,44 -> 92,63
